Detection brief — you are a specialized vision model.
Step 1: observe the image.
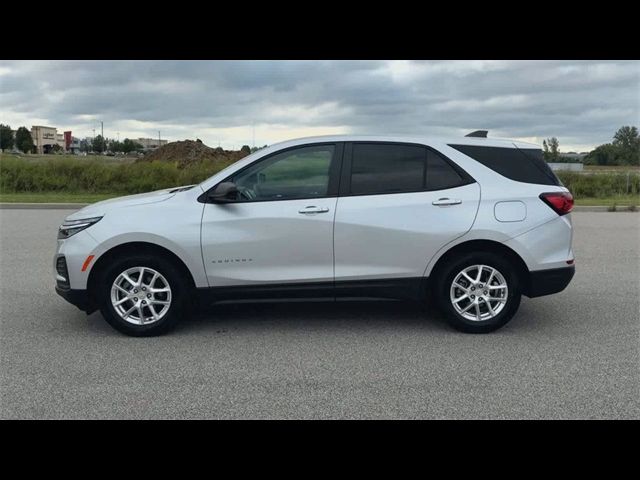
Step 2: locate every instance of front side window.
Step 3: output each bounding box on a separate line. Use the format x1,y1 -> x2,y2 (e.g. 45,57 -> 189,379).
232,144 -> 335,201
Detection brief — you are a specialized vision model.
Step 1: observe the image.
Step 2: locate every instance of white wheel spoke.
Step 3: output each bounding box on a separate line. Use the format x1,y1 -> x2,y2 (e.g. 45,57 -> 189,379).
485,300 -> 495,316
150,287 -> 170,293
453,294 -> 469,304
114,296 -> 129,306
148,304 -> 160,322
460,302 -> 475,314
488,284 -> 506,290
137,305 -> 145,324
122,305 -> 136,319
461,272 -> 475,283
476,265 -> 484,282
115,284 -> 130,295
151,299 -> 170,306
487,269 -> 495,285
454,282 -> 469,292
475,303 -> 481,321
122,273 -> 137,287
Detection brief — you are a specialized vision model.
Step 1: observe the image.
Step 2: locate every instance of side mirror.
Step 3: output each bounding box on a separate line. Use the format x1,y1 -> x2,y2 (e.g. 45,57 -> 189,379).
208,182 -> 239,203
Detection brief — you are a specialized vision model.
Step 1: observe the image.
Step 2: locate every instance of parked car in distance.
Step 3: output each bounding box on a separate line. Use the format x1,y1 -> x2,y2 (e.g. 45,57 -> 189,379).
54,132 -> 575,336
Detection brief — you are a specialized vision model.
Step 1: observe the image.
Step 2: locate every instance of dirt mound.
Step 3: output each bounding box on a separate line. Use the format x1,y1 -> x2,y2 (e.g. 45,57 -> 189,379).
138,139 -> 250,168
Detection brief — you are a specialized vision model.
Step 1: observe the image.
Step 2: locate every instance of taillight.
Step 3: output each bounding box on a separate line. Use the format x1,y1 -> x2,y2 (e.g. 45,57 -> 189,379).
539,192 -> 574,216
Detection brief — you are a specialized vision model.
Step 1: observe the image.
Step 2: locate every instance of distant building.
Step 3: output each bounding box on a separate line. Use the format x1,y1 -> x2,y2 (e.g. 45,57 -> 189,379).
134,137 -> 168,151
548,163 -> 584,172
31,125 -> 69,153
561,152 -> 589,160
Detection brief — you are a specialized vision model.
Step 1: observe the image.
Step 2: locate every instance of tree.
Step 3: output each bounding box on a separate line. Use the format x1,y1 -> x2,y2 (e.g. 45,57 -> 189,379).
612,126 -> 639,165
15,127 -> 35,153
543,137 -> 560,161
109,140 -> 123,153
122,138 -> 143,154
0,124 -> 14,151
584,143 -> 619,166
92,135 -> 106,153
79,139 -> 91,153
239,145 -> 252,158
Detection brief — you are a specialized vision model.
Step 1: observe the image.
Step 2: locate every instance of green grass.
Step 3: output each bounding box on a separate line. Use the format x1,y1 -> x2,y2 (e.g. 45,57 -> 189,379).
0,192 -> 120,203
572,195 -> 639,206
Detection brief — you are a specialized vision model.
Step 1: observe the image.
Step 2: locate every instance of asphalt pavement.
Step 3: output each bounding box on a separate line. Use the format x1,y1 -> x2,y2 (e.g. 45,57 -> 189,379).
1,209 -> 638,419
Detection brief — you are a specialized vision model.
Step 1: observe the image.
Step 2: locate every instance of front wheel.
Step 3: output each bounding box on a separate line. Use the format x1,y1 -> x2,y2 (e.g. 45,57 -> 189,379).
436,252 -> 521,333
96,254 -> 191,336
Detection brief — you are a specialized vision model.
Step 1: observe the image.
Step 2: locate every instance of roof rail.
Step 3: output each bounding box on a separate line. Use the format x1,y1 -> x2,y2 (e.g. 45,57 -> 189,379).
465,130 -> 488,138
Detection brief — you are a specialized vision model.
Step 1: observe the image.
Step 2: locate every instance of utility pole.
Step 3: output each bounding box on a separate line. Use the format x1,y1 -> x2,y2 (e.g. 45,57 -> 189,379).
158,130 -> 161,148
101,121 -> 104,140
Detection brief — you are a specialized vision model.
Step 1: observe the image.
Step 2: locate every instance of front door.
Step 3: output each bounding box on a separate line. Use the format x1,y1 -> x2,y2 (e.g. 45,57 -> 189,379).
201,143 -> 342,287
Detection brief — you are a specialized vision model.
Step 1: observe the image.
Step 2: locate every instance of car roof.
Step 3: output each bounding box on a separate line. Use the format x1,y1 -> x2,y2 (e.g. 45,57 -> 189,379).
265,134 -> 540,150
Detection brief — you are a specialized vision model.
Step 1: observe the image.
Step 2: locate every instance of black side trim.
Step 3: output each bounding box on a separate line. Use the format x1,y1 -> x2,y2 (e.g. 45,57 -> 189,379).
55,286 -> 96,314
196,277 -> 427,306
525,266 -> 575,298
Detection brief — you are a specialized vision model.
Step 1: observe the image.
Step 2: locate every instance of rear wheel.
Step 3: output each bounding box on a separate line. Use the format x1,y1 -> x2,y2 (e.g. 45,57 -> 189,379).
435,252 -> 521,333
96,253 -> 190,336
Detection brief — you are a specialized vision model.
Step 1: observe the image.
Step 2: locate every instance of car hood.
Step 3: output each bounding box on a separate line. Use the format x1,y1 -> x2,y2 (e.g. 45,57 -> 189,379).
65,185 -> 195,220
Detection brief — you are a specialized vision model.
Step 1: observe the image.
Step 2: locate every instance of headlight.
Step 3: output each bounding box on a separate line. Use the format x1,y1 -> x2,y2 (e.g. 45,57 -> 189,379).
58,216 -> 103,239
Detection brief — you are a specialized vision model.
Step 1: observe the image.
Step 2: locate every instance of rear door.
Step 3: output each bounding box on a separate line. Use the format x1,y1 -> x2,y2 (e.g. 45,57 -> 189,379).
333,142 -> 480,282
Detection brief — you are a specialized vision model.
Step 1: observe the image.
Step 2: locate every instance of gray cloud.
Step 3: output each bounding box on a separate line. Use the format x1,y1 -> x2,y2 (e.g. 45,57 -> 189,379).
1,60 -> 638,150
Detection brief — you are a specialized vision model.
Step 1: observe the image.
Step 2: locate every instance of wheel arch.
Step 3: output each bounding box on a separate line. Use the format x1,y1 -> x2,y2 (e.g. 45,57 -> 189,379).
86,241 -> 197,301
427,239 -> 531,296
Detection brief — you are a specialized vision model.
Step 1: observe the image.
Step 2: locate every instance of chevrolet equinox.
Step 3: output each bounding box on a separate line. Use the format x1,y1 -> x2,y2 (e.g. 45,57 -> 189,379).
55,132 -> 575,336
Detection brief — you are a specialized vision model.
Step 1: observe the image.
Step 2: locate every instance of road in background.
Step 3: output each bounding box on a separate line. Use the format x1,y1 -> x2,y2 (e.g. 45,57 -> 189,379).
1,209 -> 638,419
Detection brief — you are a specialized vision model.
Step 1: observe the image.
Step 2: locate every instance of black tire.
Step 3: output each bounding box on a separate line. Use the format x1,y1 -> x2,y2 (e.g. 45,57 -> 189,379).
96,253 -> 191,336
434,251 -> 521,333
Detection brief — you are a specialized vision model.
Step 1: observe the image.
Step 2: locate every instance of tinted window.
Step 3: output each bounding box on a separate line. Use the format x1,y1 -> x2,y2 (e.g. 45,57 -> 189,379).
350,144 -> 425,195
233,145 -> 334,201
426,150 -> 465,190
449,144 -> 561,186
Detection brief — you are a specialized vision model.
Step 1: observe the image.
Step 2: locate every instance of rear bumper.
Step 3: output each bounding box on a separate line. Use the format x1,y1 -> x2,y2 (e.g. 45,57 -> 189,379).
525,265 -> 575,298
55,286 -> 96,313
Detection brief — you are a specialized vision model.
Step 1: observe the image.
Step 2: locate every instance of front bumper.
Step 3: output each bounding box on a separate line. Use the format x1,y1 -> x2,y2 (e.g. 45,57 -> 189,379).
55,286 -> 96,313
525,265 -> 575,298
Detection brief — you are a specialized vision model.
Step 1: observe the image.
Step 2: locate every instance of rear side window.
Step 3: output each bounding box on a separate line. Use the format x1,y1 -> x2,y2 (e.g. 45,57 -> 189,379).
350,144 -> 425,195
349,143 -> 473,195
448,144 -> 561,186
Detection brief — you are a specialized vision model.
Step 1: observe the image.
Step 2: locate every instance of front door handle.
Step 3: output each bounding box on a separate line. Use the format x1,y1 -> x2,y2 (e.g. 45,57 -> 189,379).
298,206 -> 330,215
432,198 -> 462,206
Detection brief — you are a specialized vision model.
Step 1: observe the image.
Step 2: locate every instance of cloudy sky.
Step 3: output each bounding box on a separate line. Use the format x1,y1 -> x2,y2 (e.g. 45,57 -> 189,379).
1,60 -> 638,151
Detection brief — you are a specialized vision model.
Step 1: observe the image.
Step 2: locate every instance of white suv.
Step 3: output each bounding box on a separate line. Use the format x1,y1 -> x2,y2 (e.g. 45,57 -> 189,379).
54,133 -> 575,336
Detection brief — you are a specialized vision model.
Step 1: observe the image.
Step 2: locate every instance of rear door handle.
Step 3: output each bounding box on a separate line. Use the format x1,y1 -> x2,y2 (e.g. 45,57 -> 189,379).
432,198 -> 462,206
298,206 -> 330,214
